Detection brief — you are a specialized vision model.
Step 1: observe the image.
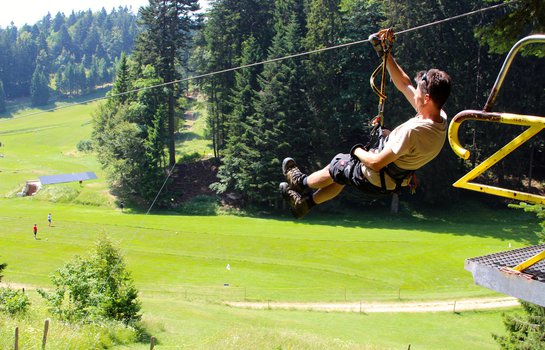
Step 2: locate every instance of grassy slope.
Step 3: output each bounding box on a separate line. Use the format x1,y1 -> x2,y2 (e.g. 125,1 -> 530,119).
0,102 -> 539,349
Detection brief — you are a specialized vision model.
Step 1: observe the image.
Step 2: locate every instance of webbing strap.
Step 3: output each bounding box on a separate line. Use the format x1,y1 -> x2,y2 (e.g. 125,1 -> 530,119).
379,163 -> 415,194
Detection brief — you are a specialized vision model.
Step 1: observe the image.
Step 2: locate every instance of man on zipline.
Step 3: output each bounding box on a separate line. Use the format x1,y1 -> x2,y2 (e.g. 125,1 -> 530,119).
280,32 -> 452,219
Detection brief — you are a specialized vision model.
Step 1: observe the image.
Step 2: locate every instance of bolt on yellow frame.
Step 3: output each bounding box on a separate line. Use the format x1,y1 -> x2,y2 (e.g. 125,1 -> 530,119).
448,34 -> 545,205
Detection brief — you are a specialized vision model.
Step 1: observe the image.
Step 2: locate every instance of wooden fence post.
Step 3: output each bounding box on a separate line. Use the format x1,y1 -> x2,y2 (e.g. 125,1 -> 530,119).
42,319 -> 50,349
14,327 -> 19,350
150,336 -> 156,350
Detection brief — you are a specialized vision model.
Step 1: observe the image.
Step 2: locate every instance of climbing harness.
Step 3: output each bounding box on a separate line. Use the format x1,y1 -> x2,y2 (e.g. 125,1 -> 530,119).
367,29 -> 416,194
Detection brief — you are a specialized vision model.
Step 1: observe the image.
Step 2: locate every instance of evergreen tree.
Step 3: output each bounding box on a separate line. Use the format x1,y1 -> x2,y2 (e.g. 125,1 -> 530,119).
13,31 -> 38,97
30,65 -> 50,106
212,36 -> 263,198
111,52 -> 132,104
245,0 -> 309,205
493,203 -> 545,349
0,80 -> 6,113
197,0 -> 274,158
302,0 -> 344,164
476,0 -> 545,57
494,300 -> 545,349
134,0 -> 200,166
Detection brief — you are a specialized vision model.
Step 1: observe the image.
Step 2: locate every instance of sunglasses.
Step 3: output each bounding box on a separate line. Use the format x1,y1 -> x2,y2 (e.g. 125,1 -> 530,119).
419,71 -> 428,93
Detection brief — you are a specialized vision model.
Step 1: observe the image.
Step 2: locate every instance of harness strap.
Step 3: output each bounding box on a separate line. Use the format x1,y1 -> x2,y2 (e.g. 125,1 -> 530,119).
379,164 -> 415,193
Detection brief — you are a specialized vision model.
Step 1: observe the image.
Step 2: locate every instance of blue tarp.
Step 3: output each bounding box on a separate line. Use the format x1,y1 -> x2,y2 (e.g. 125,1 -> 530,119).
39,172 -> 97,185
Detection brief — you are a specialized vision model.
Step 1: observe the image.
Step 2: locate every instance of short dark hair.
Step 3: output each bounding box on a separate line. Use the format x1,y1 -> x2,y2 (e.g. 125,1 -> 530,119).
415,69 -> 451,109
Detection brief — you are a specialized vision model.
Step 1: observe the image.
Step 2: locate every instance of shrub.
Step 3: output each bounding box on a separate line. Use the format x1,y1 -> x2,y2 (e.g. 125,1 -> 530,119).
77,139 -> 94,152
0,287 -> 30,315
38,236 -> 141,325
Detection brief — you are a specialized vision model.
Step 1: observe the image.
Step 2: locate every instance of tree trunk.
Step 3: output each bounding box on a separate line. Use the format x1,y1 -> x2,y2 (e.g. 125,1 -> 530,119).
168,90 -> 176,166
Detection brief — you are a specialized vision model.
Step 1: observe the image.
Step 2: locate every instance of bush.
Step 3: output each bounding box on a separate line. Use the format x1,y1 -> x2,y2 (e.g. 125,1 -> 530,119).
38,236 -> 141,325
77,139 -> 94,152
0,287 -> 30,315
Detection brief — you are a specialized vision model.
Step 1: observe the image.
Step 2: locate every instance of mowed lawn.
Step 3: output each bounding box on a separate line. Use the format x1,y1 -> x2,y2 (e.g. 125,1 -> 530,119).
0,102 -> 540,349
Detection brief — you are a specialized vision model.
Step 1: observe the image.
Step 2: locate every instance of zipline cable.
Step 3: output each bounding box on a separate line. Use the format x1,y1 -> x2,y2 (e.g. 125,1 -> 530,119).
8,0 -> 516,120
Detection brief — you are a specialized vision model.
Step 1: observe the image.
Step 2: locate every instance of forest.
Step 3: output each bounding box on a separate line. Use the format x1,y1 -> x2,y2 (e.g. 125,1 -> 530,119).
0,6 -> 138,105
2,0 -> 545,208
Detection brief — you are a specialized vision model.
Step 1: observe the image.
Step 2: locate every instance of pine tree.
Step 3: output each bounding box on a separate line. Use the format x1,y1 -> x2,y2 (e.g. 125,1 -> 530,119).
30,65 -> 50,106
245,0 -> 309,205
134,0 -> 200,166
197,0 -> 274,158
212,36 -> 263,197
494,301 -> 545,350
110,52 -> 132,105
494,203 -> 545,349
476,0 -> 545,58
302,0 -> 344,164
0,80 -> 6,113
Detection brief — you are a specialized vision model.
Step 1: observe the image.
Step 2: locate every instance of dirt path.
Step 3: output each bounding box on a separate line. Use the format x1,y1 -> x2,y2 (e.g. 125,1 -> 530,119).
225,297 -> 519,313
0,282 -> 33,290
0,282 -> 519,313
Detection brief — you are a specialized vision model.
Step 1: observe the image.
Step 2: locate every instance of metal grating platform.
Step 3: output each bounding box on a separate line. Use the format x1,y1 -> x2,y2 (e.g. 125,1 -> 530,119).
466,244 -> 545,307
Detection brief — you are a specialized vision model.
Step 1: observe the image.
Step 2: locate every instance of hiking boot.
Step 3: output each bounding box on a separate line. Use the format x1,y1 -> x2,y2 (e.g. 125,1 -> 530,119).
368,33 -> 384,57
282,157 -> 306,193
279,182 -> 310,219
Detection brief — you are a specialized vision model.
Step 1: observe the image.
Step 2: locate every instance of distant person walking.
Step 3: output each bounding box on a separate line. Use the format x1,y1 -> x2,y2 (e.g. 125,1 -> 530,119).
47,213 -> 52,226
33,224 -> 38,239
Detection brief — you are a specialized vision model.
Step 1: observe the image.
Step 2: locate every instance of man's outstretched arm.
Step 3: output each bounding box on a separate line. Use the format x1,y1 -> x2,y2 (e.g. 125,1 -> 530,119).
386,53 -> 418,111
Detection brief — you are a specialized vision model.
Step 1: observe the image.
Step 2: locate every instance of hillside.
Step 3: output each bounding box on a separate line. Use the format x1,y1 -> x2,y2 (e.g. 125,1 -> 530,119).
169,158 -> 219,203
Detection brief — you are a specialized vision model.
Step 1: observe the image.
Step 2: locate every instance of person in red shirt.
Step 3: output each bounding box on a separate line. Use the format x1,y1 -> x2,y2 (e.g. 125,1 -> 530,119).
33,224 -> 37,239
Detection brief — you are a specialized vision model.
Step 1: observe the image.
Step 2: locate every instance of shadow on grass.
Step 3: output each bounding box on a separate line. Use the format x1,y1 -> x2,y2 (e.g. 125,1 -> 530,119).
113,189 -> 542,244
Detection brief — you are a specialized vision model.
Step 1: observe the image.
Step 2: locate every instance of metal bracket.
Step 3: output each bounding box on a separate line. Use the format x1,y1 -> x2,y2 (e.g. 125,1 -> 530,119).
448,34 -> 545,204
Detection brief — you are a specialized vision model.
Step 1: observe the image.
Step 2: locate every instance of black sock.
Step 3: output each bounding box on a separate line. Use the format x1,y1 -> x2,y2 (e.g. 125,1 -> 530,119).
301,176 -> 309,190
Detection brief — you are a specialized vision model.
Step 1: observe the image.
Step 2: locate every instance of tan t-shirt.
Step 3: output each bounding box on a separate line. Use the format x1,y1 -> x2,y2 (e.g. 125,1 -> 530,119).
363,111 -> 447,190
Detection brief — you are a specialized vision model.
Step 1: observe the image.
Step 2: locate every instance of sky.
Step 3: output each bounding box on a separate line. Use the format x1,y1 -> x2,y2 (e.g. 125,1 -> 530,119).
0,0 -> 210,28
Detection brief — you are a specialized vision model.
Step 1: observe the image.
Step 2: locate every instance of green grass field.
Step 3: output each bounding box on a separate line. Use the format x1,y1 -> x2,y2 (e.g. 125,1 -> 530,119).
0,100 -> 540,349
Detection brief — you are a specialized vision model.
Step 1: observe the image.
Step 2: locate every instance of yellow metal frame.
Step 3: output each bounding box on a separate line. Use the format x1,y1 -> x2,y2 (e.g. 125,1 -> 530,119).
451,35 -> 545,276
448,34 -> 545,205
448,109 -> 545,205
